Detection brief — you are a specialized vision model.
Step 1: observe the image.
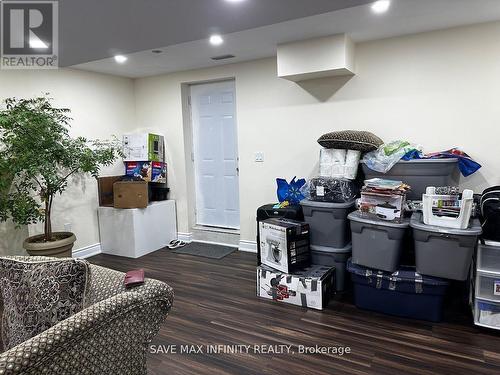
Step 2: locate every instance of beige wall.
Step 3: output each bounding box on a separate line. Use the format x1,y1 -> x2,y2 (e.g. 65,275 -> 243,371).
134,21 -> 500,245
1,21 -> 499,253
0,69 -> 136,254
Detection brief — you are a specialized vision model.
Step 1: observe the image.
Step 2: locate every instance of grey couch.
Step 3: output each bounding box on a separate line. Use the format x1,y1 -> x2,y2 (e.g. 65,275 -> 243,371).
0,258 -> 174,375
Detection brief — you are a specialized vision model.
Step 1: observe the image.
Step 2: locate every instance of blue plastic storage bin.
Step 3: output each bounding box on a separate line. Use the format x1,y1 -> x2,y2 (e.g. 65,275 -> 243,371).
347,259 -> 449,322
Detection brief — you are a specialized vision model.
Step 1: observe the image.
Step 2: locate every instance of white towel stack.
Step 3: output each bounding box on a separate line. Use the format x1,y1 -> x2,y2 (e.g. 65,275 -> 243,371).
319,148 -> 361,180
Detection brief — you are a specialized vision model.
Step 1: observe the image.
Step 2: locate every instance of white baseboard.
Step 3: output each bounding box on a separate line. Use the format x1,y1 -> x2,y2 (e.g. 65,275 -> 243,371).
239,240 -> 257,253
177,232 -> 193,243
73,243 -> 102,259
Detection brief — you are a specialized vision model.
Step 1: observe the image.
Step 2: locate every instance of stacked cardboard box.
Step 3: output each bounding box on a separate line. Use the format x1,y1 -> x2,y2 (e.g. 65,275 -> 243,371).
256,217 -> 335,310
123,133 -> 167,184
97,133 -> 169,209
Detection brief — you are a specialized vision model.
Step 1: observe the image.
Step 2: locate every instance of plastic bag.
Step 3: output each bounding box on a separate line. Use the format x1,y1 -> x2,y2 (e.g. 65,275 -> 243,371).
300,177 -> 359,203
362,141 -> 421,173
276,177 -> 306,205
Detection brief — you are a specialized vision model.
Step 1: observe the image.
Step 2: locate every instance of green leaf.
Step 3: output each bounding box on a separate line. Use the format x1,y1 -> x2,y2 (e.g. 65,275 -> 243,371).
0,95 -> 122,239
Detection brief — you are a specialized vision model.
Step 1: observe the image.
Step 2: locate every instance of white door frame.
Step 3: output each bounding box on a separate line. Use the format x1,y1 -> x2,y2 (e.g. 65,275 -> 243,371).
188,79 -> 240,230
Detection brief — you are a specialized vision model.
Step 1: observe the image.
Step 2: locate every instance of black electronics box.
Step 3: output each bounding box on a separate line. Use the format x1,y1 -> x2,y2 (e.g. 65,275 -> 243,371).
256,204 -> 304,265
259,218 -> 310,273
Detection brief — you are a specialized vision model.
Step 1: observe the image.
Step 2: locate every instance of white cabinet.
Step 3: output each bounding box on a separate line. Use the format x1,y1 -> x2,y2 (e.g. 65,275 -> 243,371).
98,200 -> 177,258
472,243 -> 500,330
277,34 -> 355,82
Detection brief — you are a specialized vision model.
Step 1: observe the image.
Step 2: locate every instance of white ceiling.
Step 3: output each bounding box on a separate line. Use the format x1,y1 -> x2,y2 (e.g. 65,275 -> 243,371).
61,0 -> 372,66
72,0 -> 500,78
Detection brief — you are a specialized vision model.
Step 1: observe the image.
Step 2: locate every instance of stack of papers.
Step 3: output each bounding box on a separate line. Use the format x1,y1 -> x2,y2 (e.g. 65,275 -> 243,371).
360,179 -> 411,222
363,179 -> 410,195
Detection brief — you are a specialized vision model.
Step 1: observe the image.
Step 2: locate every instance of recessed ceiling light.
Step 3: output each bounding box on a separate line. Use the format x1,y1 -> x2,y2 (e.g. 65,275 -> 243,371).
114,55 -> 128,63
209,34 -> 224,46
225,0 -> 246,3
371,0 -> 391,14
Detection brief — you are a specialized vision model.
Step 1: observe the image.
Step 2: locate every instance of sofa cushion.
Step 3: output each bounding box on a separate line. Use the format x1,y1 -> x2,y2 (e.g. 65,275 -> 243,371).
0,257 -> 89,350
318,130 -> 383,152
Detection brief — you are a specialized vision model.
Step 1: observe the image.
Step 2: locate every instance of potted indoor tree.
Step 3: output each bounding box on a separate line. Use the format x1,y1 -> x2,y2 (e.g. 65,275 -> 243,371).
0,96 -> 122,257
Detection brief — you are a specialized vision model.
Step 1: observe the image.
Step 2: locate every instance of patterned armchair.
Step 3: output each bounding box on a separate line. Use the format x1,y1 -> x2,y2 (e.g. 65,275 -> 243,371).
0,258 -> 174,375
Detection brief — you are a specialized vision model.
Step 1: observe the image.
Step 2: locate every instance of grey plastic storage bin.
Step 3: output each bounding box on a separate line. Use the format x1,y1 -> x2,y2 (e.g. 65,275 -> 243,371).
348,211 -> 410,272
361,159 -> 459,200
310,243 -> 352,293
410,212 -> 482,281
300,199 -> 356,249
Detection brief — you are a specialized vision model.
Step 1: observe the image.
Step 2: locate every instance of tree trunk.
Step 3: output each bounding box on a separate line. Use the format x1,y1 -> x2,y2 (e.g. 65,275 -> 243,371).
44,195 -> 53,242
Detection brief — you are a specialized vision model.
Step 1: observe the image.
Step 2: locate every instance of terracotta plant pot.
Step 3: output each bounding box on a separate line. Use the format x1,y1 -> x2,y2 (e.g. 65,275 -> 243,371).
23,232 -> 77,258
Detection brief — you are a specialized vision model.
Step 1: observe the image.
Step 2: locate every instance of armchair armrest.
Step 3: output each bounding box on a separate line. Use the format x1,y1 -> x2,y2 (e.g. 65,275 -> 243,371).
0,278 -> 173,375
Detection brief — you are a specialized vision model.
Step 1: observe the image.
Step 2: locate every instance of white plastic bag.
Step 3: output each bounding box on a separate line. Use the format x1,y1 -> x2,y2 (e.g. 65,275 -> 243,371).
362,141 -> 422,173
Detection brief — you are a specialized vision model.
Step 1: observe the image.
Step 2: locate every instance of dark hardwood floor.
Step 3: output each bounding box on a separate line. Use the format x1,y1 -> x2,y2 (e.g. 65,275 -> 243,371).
90,249 -> 500,375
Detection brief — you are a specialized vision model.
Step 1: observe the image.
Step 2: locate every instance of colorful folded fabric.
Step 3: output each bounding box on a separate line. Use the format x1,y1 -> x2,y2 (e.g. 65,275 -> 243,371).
402,148 -> 481,177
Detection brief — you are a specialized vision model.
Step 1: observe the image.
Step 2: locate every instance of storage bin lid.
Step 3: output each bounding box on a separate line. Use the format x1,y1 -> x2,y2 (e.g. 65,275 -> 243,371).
310,243 -> 352,254
410,212 -> 482,236
360,159 -> 458,166
346,259 -> 449,286
348,211 -> 410,228
300,199 -> 356,209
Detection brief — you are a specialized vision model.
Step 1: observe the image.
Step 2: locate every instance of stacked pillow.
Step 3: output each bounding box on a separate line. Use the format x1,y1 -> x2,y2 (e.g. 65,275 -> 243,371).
317,130 -> 383,153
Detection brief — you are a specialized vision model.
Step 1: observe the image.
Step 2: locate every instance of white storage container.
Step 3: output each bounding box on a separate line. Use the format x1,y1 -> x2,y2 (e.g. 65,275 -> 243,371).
477,243 -> 500,273
475,299 -> 500,330
476,273 -> 500,302
422,187 -> 474,229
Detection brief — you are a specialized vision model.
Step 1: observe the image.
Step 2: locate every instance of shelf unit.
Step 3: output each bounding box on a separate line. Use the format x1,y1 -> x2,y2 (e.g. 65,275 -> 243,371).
472,242 -> 500,330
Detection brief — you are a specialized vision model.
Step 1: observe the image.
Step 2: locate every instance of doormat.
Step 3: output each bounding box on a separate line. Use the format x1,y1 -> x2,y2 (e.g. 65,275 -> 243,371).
173,242 -> 237,259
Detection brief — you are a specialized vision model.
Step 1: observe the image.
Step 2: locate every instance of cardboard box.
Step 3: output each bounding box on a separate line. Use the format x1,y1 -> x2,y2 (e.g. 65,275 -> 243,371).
125,161 -> 167,184
113,181 -> 148,209
359,191 -> 406,222
257,265 -> 335,310
123,133 -> 165,162
259,218 -> 310,273
97,176 -> 123,207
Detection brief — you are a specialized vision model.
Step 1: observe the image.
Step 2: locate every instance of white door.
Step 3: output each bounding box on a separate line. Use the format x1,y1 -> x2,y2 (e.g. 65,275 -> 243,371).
190,80 -> 240,229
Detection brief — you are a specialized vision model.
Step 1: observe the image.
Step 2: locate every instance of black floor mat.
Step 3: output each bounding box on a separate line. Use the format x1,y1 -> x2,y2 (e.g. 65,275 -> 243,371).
173,242 -> 237,259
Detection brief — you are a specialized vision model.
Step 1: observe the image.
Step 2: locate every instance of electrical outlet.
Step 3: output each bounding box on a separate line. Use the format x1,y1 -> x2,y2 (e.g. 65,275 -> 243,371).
254,152 -> 264,163
64,223 -> 72,232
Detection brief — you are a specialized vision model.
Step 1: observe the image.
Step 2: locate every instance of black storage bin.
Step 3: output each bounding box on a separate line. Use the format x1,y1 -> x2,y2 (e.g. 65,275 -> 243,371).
149,184 -> 170,202
347,260 -> 449,322
256,204 -> 304,265
259,218 -> 310,273
480,186 -> 500,242
308,177 -> 359,203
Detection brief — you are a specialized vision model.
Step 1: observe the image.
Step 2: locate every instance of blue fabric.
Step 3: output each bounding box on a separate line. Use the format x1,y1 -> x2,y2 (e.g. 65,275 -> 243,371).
402,149 -> 422,161
276,177 -> 306,205
402,149 -> 481,177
